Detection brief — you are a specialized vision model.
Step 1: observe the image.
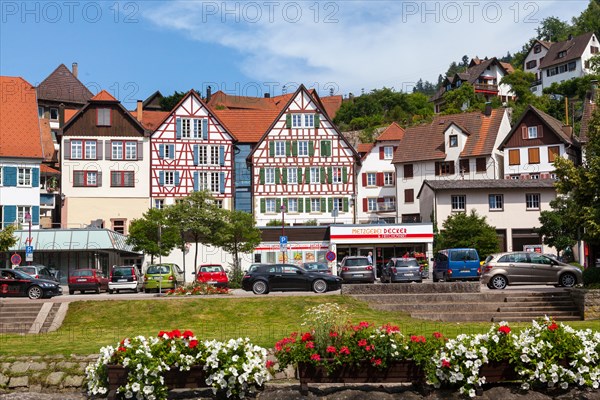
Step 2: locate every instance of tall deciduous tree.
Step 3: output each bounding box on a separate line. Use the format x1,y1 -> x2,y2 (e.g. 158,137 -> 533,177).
537,197 -> 579,258
435,210 -> 500,259
126,209 -> 179,264
536,16 -> 572,42
0,225 -> 17,264
441,83 -> 485,115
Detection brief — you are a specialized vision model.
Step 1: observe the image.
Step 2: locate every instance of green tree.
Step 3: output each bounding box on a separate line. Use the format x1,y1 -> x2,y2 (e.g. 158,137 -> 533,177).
536,16 -> 572,42
127,209 -> 179,263
159,90 -> 187,111
435,210 -> 500,259
213,210 -> 262,287
537,197 -> 579,258
0,225 -> 17,261
441,83 -> 485,115
571,0 -> 600,38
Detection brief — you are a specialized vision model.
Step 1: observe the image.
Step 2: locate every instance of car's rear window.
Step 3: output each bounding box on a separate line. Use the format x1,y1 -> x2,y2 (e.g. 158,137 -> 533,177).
450,250 -> 478,261
395,260 -> 418,267
304,263 -> 328,271
200,265 -> 224,273
17,267 -> 36,275
72,270 -> 93,277
345,258 -> 370,266
113,267 -> 134,277
147,265 -> 170,274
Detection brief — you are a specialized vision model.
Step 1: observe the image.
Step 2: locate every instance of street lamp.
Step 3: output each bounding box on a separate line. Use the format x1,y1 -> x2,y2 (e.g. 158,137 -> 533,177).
280,204 -> 286,262
24,212 -> 32,266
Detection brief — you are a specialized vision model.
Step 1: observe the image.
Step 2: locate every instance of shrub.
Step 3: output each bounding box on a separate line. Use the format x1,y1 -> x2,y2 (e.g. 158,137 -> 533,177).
583,266 -> 600,286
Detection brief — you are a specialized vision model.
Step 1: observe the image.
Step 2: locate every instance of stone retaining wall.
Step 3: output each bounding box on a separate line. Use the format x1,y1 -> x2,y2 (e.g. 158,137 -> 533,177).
569,288 -> 600,320
341,282 -> 481,295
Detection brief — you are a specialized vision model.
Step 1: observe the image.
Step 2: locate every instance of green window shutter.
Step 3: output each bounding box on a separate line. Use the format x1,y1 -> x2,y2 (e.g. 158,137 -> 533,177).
275,168 -> 281,183
321,140 -> 331,157
298,198 -> 304,212
260,198 -> 266,213
297,168 -> 303,183
320,167 -> 325,183
292,141 -> 298,156
282,168 -> 288,184
283,198 -> 288,209
343,198 -> 349,212
286,141 -> 291,156
269,142 -> 275,157
308,141 -> 315,157
286,113 -> 292,128
305,198 -> 311,212
260,168 -> 265,185
305,167 -> 310,182
276,198 -> 281,211
327,167 -> 333,184
315,113 -> 320,128
321,198 -> 326,212
328,198 -> 333,212
342,167 -> 348,183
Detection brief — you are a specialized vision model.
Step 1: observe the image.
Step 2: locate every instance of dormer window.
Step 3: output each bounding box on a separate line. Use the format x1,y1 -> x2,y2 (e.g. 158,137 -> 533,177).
446,84 -> 452,91
449,135 -> 458,148
97,108 -> 111,126
558,50 -> 567,59
527,126 -> 538,139
534,44 -> 541,54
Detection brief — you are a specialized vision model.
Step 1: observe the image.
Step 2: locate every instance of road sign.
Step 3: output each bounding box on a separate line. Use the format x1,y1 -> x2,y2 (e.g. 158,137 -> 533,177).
25,246 -> 33,262
280,243 -> 287,252
326,251 -> 336,262
331,208 -> 339,218
10,253 -> 21,266
279,236 -> 288,245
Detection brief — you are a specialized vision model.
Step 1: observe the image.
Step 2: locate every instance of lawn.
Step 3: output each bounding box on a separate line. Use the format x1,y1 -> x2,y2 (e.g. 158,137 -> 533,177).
0,295 -> 598,356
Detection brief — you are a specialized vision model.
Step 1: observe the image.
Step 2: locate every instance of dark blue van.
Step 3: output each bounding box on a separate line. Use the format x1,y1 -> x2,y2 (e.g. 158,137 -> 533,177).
432,248 -> 481,282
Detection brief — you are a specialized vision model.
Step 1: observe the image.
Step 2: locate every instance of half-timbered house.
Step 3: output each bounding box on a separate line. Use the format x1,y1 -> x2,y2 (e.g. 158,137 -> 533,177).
149,90 -> 236,209
61,90 -> 150,233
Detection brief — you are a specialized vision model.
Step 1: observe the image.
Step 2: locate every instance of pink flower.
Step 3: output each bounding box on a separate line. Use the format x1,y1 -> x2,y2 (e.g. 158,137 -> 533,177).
310,354 -> 321,361
358,339 -> 368,347
326,346 -> 337,354
371,358 -> 382,366
329,331 -> 338,337
441,359 -> 451,368
433,332 -> 443,339
266,360 -> 275,368
339,346 -> 350,355
305,341 -> 315,349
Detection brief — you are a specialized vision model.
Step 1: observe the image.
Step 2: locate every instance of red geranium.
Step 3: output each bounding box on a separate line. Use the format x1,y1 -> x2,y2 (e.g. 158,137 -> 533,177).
301,332 -> 313,342
433,332 -> 443,339
441,359 -> 451,368
548,322 -> 559,331
339,346 -> 350,355
182,330 -> 194,339
498,325 -> 511,335
266,360 -> 275,368
189,339 -> 198,349
357,339 -> 368,347
326,346 -> 337,354
305,341 -> 315,349
310,354 -> 321,361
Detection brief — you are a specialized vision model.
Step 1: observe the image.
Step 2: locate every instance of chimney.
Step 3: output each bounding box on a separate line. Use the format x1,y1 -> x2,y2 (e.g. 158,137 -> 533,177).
592,80 -> 598,103
484,102 -> 492,116
264,93 -> 270,98
137,100 -> 143,122
563,126 -> 573,138
72,62 -> 78,78
59,103 -> 65,127
206,86 -> 212,103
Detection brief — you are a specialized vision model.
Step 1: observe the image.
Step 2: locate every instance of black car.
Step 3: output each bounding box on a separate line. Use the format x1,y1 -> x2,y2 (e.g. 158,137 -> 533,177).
0,269 -> 63,299
299,262 -> 332,274
242,264 -> 343,295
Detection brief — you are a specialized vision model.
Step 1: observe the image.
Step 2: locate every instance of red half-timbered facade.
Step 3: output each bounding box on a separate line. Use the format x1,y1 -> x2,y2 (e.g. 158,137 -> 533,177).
249,86 -> 360,225
150,90 -> 235,209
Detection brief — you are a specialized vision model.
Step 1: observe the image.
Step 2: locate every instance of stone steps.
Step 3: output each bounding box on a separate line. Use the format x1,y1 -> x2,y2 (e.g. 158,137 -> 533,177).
0,302 -> 59,334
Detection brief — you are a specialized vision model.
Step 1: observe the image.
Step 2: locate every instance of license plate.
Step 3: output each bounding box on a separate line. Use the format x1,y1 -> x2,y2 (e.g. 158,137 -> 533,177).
354,274 -> 363,277
118,279 -> 127,282
403,273 -> 413,276
77,278 -> 86,282
208,281 -> 217,284
460,269 -> 470,273
154,277 -> 163,281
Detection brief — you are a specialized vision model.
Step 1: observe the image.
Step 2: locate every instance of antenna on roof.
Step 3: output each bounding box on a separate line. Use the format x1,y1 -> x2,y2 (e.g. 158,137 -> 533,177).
329,87 -> 334,96
282,85 -> 287,95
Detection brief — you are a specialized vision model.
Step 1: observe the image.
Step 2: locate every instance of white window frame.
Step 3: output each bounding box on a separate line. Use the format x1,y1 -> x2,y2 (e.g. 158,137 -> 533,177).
292,114 -> 302,128
198,172 -> 208,190
384,146 -> 394,159
0,166 -> 2,186
526,193 -> 540,210
85,141 -> 97,159
287,198 -> 298,213
181,118 -> 191,138
451,195 -> 466,211
210,173 -> 219,192
287,167 -> 298,184
383,197 -> 395,211
17,206 -> 32,224
333,197 -> 343,212
154,199 -> 164,209
71,140 -> 83,159
489,194 -> 503,211
332,167 -> 342,184
86,171 -> 97,186
199,146 -> 208,165
125,142 -> 137,160
164,171 -> 175,186
304,114 -> 314,128
164,145 -> 173,159
384,172 -> 394,186
265,198 -> 276,213
310,167 -> 320,184
112,142 -> 124,160
275,141 -> 286,157
38,106 -> 44,118
292,114 -> 315,128
527,126 -> 538,139
310,198 -> 321,212
17,168 -> 32,187
298,141 -> 309,157
366,173 -> 376,186
530,174 -> 540,180
210,146 -> 219,165
367,198 -> 377,212
449,135 -> 458,147
265,168 -> 275,185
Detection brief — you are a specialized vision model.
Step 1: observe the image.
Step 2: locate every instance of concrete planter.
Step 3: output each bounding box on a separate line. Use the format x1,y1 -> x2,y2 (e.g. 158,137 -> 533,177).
568,288 -> 600,320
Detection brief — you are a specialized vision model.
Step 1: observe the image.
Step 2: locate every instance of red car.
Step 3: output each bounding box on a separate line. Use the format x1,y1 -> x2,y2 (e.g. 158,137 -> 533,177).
196,264 -> 229,288
68,269 -> 109,294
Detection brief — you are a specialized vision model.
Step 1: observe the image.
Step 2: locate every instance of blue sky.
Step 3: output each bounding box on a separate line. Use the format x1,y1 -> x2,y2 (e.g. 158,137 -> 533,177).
0,1 -> 590,108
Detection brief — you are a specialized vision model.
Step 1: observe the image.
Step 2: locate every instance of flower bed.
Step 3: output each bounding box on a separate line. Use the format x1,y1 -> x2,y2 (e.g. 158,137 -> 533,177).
85,329 -> 269,399
273,304 -> 600,397
165,282 -> 230,296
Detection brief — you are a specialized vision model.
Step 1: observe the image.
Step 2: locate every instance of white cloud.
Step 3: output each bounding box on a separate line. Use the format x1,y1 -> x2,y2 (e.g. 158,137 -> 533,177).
144,0 -> 589,95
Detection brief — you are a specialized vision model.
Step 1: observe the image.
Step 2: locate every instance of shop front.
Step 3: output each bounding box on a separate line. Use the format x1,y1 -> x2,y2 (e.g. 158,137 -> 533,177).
329,224 -> 434,276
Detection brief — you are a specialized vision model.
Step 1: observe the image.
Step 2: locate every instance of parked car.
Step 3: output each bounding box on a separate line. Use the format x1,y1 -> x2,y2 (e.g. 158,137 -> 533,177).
196,264 -> 229,287
300,262 -> 331,274
482,252 -> 583,289
0,268 -> 62,299
242,263 -> 342,294
14,264 -> 59,283
143,263 -> 184,293
338,256 -> 375,283
380,257 -> 423,283
108,265 -> 143,294
68,269 -> 109,294
432,248 -> 481,282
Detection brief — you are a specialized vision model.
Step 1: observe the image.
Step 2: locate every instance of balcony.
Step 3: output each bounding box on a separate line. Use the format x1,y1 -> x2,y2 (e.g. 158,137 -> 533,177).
377,204 -> 396,213
473,83 -> 499,94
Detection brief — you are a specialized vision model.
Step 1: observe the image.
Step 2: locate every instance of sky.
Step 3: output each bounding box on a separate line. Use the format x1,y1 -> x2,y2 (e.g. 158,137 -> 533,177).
0,0 -> 591,108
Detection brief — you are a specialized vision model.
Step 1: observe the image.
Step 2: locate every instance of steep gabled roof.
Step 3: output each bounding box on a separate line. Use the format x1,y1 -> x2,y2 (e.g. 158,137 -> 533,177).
499,105 -> 578,149
91,90 -> 118,102
246,84 -> 361,162
208,91 -> 293,111
0,77 -> 44,159
142,90 -> 164,110
355,143 -> 374,161
39,118 -> 57,162
539,32 -> 596,69
130,110 -> 171,131
212,109 -> 280,143
376,122 -> 405,142
36,64 -> 93,104
320,95 -> 343,120
392,109 -> 507,164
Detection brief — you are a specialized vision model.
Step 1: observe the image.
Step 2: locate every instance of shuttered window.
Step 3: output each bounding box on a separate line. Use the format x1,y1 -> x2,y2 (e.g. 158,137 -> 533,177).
548,146 -> 560,162
404,189 -> 414,203
508,149 -> 520,165
528,148 -> 540,164
404,164 -> 413,179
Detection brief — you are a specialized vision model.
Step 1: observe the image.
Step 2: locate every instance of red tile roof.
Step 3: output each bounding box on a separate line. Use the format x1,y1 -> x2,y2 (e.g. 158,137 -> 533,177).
130,110 -> 171,131
392,109 -> 507,164
212,109 -> 281,142
91,90 -> 118,102
208,91 -> 293,111
356,143 -> 374,160
64,109 -> 78,123
39,118 -> 57,162
377,122 -> 405,141
36,64 -> 93,104
0,77 -> 44,159
320,95 -> 343,119
40,164 -> 60,175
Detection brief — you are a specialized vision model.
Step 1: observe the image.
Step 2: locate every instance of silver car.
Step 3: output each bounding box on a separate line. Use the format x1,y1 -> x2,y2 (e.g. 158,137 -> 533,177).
482,252 -> 582,289
380,257 -> 423,283
338,256 -> 375,283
